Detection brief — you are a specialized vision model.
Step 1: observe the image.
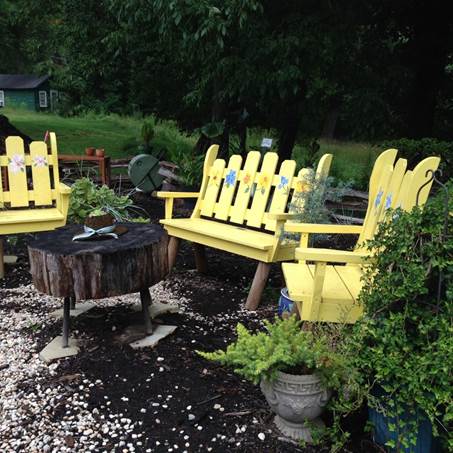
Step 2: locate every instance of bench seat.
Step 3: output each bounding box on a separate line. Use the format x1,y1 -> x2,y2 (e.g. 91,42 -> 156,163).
282,262 -> 363,323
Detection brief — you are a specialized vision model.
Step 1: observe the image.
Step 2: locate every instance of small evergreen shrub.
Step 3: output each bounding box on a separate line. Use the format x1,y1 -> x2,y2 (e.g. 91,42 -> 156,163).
198,316 -> 348,387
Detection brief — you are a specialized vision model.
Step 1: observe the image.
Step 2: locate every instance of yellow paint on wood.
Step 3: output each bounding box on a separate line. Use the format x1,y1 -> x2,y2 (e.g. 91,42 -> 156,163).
5,137 -> 28,207
229,151 -> 261,224
246,152 -> 279,228
282,150 -> 441,324
200,158 -> 226,217
0,133 -> 71,240
30,141 -> 53,206
264,159 -> 297,230
214,154 -> 243,220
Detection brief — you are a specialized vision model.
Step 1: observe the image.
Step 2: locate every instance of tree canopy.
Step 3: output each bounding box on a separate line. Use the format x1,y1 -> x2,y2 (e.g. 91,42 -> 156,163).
1,0 -> 452,156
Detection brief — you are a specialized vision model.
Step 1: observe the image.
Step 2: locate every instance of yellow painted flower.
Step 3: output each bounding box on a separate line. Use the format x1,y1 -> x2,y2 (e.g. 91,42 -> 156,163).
296,179 -> 309,192
258,174 -> 269,188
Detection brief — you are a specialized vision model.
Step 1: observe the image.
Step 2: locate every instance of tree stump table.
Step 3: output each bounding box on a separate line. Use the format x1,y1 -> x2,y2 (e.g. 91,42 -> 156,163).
28,223 -> 169,358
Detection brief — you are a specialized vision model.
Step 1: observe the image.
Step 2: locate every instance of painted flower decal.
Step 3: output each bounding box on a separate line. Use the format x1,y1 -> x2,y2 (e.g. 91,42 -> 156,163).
385,194 -> 392,209
209,169 -> 221,186
243,172 -> 252,193
278,175 -> 289,190
258,174 -> 270,194
295,179 -> 309,193
374,189 -> 384,209
33,155 -> 48,168
8,154 -> 25,174
225,169 -> 237,188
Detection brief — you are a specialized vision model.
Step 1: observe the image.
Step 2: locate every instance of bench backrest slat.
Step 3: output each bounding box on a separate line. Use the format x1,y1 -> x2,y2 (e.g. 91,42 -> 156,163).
356,152 -> 440,249
214,154 -> 243,220
263,159 -> 297,230
229,151 -> 261,224
246,152 -> 279,228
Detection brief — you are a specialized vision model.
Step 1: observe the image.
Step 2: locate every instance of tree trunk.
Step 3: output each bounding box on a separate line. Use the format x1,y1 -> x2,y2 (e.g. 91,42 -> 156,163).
277,83 -> 306,161
321,103 -> 341,139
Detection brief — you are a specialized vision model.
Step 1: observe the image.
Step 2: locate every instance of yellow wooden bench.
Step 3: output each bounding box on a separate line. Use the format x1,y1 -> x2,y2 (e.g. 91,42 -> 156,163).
157,145 -> 332,310
281,149 -> 440,323
0,133 -> 71,278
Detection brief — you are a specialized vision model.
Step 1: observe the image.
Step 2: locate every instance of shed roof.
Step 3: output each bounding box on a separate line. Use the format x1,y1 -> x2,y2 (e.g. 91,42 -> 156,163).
0,74 -> 49,90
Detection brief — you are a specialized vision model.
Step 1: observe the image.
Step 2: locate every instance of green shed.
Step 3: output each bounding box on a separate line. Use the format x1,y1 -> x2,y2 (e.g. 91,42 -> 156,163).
0,74 -> 58,111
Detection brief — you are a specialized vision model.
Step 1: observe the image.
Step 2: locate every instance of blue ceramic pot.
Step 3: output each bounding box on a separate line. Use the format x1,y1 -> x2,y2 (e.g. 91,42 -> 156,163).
278,288 -> 294,317
369,386 -> 441,452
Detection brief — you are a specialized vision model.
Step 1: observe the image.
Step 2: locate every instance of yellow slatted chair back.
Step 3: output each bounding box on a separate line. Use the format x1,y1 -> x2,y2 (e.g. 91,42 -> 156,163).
356,151 -> 440,249
192,145 -> 332,231
0,134 -> 61,210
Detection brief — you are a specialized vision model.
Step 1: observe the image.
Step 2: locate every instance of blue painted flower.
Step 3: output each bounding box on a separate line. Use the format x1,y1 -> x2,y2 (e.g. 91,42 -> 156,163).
374,189 -> 384,208
225,169 -> 237,187
385,194 -> 392,209
278,175 -> 289,189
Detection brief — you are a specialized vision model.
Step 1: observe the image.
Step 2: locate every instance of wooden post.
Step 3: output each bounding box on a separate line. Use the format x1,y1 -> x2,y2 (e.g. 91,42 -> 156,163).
167,237 -> 180,271
0,237 -> 4,279
245,262 -> 272,310
193,243 -> 207,273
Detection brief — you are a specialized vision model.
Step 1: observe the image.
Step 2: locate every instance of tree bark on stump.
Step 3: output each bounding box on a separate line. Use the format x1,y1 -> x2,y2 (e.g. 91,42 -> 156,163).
28,224 -> 168,300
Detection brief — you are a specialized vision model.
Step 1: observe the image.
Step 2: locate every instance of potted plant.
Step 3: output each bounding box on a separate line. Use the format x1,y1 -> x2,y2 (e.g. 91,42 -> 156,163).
198,316 -> 348,442
340,188 -> 452,452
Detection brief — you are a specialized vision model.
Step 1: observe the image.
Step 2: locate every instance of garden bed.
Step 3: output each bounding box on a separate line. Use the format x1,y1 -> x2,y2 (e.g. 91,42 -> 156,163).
0,199 -> 377,452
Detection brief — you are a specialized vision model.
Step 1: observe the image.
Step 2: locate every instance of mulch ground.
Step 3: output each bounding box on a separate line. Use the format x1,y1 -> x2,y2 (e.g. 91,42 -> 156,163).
0,196 -> 380,453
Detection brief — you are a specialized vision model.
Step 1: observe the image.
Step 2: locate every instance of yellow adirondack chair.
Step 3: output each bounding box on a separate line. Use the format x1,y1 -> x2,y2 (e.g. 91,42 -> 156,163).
281,149 -> 441,323
157,145 -> 333,309
0,133 -> 71,278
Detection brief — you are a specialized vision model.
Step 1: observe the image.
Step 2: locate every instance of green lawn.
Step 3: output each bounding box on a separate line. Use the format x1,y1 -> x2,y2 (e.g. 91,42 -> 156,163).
4,108 -> 143,158
4,107 -> 377,188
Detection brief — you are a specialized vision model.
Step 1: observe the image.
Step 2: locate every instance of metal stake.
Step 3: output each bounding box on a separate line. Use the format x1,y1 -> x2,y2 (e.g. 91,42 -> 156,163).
62,297 -> 70,348
140,289 -> 153,335
70,296 -> 76,310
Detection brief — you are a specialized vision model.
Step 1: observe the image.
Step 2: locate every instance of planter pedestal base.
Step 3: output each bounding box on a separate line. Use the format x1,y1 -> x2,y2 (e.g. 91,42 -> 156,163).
274,414 -> 324,442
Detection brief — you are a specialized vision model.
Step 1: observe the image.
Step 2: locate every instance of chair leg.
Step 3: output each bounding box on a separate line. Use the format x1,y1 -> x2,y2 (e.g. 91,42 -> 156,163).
0,237 -> 4,279
245,262 -> 272,311
167,237 -> 180,271
193,243 -> 207,273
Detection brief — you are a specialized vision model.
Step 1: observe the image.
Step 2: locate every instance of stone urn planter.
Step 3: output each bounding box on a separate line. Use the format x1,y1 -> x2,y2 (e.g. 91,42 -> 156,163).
260,371 -> 331,441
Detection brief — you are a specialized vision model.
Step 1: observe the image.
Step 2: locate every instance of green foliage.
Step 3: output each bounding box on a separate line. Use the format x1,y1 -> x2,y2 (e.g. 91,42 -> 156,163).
141,119 -> 155,149
198,316 -> 348,387
330,187 -> 453,451
381,137 -> 452,181
68,177 -> 133,223
88,208 -> 107,217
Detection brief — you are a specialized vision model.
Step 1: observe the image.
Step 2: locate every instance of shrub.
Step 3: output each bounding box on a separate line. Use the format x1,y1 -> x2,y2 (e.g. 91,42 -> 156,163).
198,316 -> 349,388
381,137 -> 452,181
332,187 -> 453,451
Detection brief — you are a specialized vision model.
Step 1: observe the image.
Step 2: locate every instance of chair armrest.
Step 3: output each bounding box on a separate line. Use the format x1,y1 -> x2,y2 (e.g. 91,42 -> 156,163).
267,213 -> 300,221
285,222 -> 363,235
295,247 -> 370,264
59,183 -> 72,195
155,191 -> 199,199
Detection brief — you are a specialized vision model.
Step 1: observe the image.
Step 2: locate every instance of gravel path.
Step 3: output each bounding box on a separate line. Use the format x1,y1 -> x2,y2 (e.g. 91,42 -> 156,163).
0,274 -> 307,453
